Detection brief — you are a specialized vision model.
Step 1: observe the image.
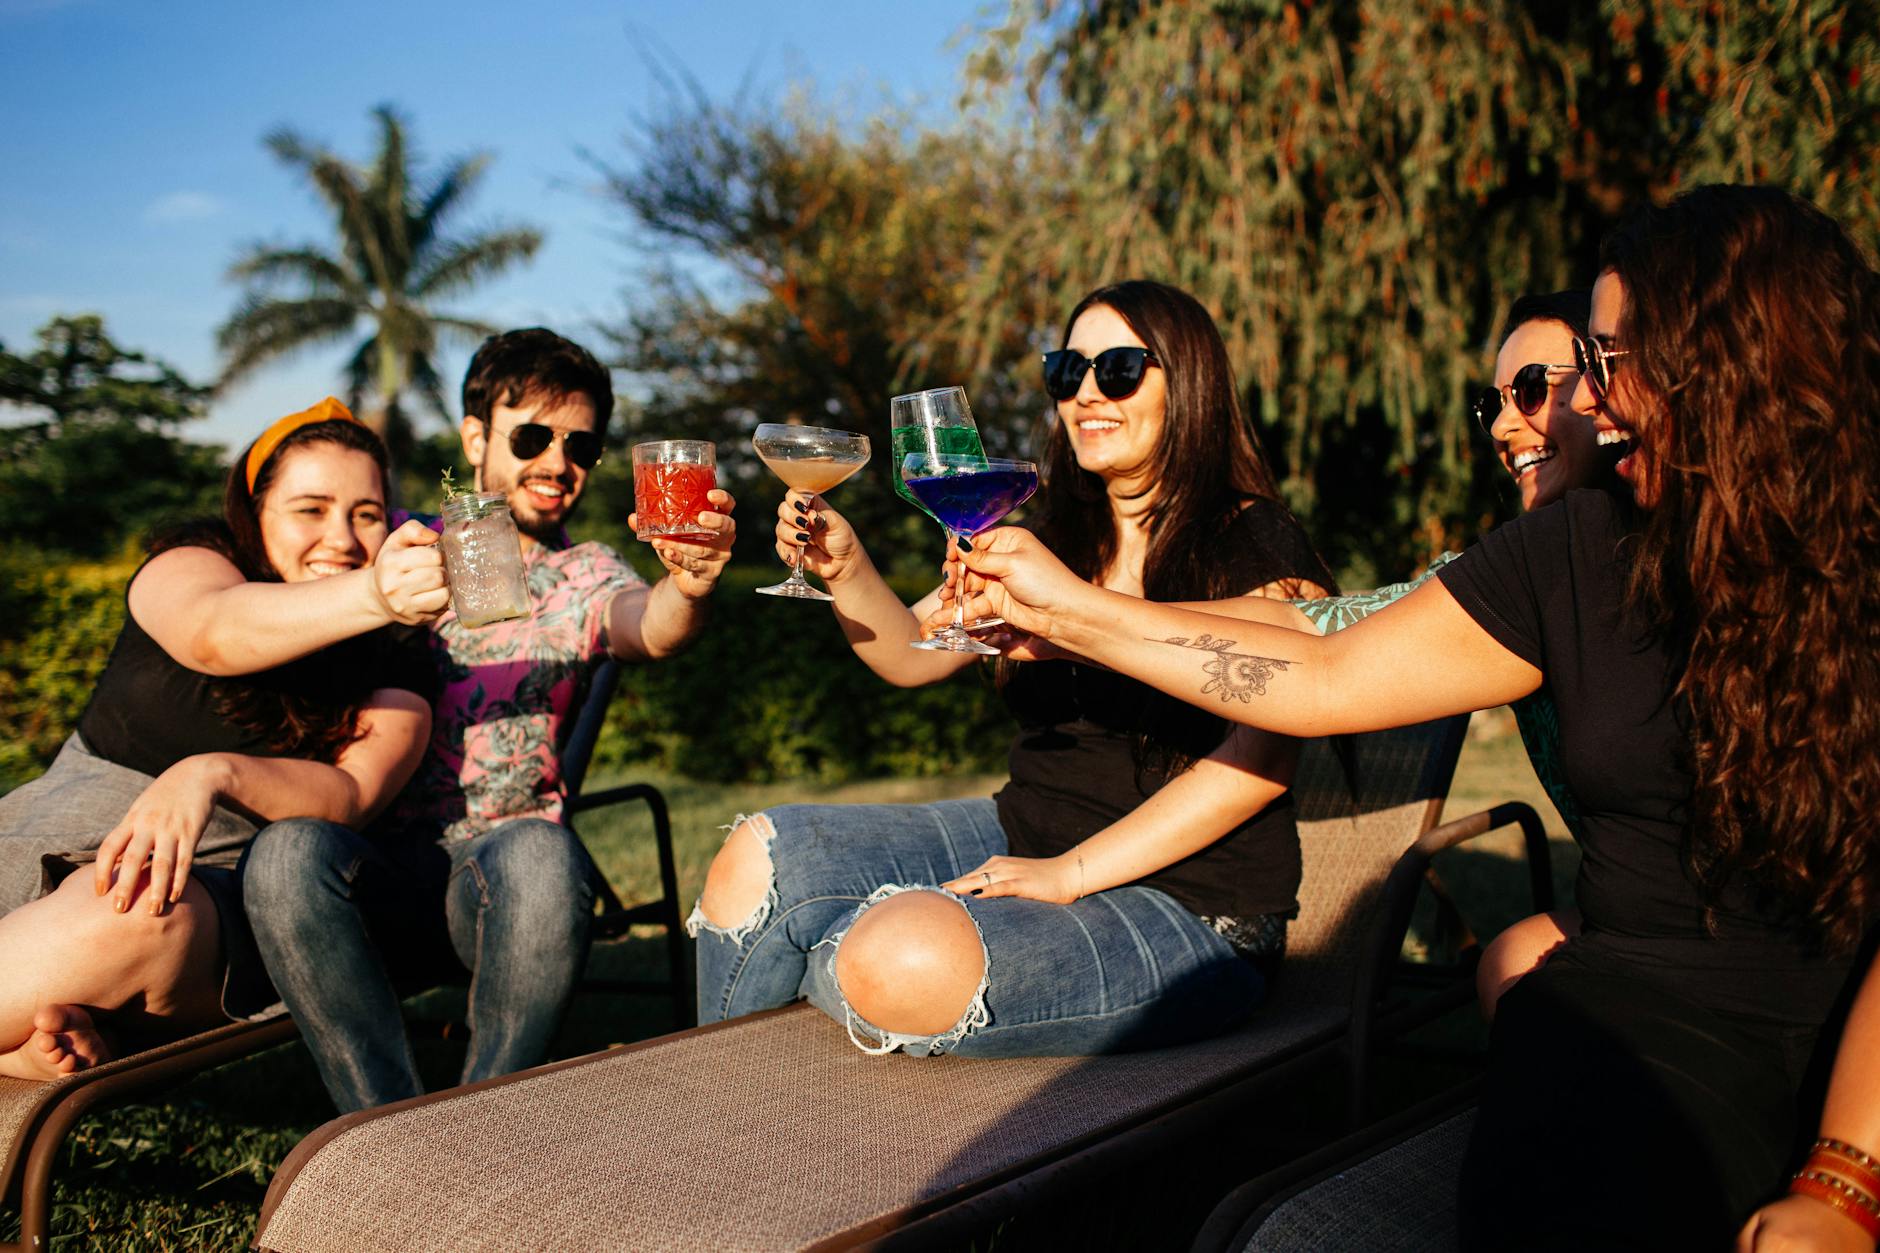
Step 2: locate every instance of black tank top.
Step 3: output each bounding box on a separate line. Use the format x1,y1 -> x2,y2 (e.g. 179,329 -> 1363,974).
993,499 -> 1334,922
78,588 -> 430,778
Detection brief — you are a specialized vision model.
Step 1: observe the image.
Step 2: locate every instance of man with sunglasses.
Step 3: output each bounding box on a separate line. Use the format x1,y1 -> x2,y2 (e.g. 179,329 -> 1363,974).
241,328 -> 738,1113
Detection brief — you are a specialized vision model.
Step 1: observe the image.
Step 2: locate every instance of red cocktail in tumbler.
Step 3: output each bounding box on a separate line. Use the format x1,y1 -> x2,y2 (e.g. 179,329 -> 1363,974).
632,440 -> 718,541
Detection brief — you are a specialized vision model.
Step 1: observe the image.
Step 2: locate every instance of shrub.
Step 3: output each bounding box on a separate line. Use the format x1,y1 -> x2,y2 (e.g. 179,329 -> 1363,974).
0,549 -> 132,791
591,566 -> 1010,783
0,558 -> 1010,794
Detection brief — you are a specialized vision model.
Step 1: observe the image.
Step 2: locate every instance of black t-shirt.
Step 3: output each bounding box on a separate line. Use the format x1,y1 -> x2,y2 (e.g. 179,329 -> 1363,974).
994,498 -> 1333,923
1438,488 -> 1853,1027
78,589 -> 435,779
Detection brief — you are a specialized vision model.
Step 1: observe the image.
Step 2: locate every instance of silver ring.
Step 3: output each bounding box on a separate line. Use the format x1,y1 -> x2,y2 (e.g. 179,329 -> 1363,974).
982,871 -> 993,886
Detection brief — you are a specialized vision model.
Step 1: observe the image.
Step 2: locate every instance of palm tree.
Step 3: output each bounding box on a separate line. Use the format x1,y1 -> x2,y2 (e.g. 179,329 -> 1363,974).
217,105 -> 543,452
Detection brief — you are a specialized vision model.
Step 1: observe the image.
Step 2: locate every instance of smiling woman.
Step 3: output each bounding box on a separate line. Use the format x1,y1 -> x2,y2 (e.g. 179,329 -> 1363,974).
689,279 -> 1338,1062
0,400 -> 444,1081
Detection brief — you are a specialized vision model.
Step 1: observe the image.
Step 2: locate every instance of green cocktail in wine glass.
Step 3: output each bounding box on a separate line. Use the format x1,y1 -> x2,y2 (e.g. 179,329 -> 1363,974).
889,387 -> 986,521
752,423 -> 871,601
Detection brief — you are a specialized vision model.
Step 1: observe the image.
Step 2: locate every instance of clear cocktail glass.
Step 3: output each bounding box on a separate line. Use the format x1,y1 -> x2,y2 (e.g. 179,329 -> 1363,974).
900,452 -> 1039,655
889,387 -> 1005,631
752,423 -> 871,601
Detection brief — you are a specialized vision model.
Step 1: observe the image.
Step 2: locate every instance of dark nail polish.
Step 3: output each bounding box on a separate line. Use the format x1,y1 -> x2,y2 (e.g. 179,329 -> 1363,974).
795,531 -> 810,543
958,536 -> 973,552
793,502 -> 807,515
969,888 -> 984,896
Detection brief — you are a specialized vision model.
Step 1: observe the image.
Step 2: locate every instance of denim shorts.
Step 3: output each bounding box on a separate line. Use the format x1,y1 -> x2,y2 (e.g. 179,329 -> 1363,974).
689,799 -> 1264,1057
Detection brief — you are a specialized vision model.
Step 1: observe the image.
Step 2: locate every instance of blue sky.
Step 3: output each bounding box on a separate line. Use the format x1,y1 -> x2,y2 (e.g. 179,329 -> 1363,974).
0,0 -> 989,449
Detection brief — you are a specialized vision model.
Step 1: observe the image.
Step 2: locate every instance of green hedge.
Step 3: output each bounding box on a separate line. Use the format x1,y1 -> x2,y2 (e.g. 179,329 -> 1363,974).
0,556 -> 1009,793
591,566 -> 1009,783
0,550 -> 133,792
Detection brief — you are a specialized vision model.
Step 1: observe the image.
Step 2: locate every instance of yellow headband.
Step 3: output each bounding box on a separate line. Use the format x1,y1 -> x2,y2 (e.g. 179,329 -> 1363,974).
244,397 -> 361,492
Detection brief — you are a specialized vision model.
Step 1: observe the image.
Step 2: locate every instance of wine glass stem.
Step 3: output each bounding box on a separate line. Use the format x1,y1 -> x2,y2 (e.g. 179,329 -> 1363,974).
791,544 -> 807,584
951,530 -> 967,631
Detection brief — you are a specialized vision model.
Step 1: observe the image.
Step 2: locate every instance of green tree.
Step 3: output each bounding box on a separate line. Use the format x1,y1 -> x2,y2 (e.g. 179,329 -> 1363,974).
0,315 -> 223,558
595,86 -> 1053,572
217,105 -> 543,459
959,0 -> 1880,582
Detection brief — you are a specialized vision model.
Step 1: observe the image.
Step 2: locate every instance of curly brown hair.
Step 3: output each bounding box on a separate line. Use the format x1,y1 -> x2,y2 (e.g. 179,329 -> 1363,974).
1601,185 -> 1880,954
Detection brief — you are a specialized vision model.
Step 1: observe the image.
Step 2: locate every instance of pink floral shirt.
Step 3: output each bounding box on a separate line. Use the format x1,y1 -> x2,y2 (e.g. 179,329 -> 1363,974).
385,514 -> 644,840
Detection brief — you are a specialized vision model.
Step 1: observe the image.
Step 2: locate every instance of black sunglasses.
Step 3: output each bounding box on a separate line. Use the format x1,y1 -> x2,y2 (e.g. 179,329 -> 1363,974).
1572,336 -> 1632,401
497,422 -> 604,469
1042,346 -> 1160,401
1470,362 -> 1579,435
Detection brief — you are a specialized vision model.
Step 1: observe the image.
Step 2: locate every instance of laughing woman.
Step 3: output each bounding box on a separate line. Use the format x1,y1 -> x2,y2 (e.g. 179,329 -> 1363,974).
0,402 -> 444,1077
689,280 -> 1333,1057
955,187 -> 1880,1246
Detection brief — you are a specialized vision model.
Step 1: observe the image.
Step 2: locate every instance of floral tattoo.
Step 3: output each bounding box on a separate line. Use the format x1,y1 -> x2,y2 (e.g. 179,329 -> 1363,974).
1156,633 -> 1295,702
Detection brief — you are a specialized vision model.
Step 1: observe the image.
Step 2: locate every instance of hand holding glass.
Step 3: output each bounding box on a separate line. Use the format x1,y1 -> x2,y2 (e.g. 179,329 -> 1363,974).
752,423 -> 870,600
900,452 -> 1039,654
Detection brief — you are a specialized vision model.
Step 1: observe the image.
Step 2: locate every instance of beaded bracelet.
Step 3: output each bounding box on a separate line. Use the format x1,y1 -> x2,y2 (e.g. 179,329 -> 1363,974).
1791,1170 -> 1880,1240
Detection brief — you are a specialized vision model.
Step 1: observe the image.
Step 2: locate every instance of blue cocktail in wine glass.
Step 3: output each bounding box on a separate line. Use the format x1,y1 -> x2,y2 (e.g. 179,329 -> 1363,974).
900,452 -> 1039,655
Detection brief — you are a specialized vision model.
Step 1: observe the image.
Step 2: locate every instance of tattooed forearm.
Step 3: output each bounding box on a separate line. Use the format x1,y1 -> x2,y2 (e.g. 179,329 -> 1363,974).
1154,633 -> 1296,703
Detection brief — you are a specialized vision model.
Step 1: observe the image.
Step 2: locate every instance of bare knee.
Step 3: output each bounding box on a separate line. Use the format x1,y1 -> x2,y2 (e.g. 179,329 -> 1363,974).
41,871 -> 218,987
835,891 -> 984,1037
697,815 -> 776,930
1477,909 -> 1578,1021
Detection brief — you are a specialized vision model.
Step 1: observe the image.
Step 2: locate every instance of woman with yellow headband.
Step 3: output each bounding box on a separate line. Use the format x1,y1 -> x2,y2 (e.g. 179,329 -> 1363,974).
0,399 -> 446,1079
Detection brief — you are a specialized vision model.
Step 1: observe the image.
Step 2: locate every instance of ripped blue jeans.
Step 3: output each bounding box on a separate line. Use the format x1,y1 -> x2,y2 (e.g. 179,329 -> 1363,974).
687,799 -> 1263,1057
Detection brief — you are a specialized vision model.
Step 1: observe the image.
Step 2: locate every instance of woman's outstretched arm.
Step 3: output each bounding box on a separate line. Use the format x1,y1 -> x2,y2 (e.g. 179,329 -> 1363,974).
130,520 -> 447,676
778,490 -> 978,688
956,527 -> 1541,736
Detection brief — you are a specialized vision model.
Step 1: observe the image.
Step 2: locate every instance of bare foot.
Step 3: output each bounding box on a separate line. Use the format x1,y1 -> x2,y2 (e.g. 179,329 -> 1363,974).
2,1005 -> 112,1080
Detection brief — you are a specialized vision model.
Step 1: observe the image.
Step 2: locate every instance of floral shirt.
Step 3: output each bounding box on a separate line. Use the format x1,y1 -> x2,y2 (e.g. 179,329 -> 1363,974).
383,512 -> 644,840
1293,552 -> 1581,836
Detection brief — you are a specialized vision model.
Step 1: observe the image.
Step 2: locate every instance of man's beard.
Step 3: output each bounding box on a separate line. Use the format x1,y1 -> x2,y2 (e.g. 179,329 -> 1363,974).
482,456 -> 578,543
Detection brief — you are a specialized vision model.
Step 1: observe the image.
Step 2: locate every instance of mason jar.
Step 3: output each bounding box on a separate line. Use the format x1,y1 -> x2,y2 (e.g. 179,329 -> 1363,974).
440,493 -> 532,628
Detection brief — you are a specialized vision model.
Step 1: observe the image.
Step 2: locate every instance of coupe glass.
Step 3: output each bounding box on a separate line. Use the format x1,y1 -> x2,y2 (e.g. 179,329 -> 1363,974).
900,452 -> 1039,654
752,423 -> 871,601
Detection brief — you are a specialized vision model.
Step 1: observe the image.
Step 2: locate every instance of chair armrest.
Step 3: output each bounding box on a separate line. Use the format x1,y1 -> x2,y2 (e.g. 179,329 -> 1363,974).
562,782 -> 678,929
566,781 -> 668,821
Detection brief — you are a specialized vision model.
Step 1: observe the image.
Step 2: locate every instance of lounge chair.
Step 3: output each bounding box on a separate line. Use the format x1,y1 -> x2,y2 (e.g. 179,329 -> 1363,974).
250,715 -> 1552,1252
0,659 -> 680,1253
1190,1092 -> 1478,1252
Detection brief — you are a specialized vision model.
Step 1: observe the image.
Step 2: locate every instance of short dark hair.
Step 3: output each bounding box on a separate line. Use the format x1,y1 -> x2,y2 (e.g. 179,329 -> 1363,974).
461,328 -> 614,434
1501,289 -> 1591,343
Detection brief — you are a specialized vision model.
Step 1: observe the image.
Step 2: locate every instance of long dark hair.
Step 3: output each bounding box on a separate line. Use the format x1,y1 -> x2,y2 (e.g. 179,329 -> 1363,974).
1602,185 -> 1880,953
1025,280 -> 1326,777
1034,280 -> 1287,601
147,418 -> 394,763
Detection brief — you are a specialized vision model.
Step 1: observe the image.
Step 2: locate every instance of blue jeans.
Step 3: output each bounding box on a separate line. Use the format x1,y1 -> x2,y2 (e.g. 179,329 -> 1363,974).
241,817 -> 596,1113
688,799 -> 1263,1056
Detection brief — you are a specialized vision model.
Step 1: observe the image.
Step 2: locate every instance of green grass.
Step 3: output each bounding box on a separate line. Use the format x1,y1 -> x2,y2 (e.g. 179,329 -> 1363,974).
1,721 -> 1562,1251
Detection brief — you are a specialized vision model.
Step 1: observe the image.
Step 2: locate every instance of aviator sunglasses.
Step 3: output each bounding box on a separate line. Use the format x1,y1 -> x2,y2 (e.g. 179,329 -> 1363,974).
1042,346 -> 1161,401
496,422 -> 604,469
1470,362 -> 1580,435
1572,335 -> 1632,402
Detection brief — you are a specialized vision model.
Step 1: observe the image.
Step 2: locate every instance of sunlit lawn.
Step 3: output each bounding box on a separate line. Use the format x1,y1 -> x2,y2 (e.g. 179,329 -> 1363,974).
2,719 -> 1569,1251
